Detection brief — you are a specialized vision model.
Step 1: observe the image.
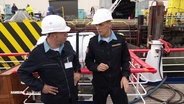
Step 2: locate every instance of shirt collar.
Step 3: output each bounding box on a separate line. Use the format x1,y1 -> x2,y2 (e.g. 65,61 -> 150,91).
98,31 -> 117,43
43,40 -> 64,54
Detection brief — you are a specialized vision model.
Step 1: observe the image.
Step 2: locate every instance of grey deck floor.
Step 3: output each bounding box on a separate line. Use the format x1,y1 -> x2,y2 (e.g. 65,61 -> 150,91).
106,84 -> 184,104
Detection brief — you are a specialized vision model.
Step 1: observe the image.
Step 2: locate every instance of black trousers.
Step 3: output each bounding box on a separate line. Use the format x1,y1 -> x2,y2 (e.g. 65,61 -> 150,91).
41,86 -> 78,104
93,86 -> 128,104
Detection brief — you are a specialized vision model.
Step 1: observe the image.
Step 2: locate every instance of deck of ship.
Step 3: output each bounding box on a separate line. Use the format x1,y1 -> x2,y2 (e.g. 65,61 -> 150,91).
106,84 -> 184,104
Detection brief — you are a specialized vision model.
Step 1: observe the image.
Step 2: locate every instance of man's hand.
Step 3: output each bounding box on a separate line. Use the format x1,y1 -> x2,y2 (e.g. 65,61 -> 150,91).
74,72 -> 81,86
97,63 -> 109,72
120,76 -> 129,93
42,84 -> 58,95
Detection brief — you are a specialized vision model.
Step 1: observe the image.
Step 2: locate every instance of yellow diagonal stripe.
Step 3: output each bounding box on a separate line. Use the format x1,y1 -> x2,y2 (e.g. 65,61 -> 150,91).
0,23 -> 24,52
0,40 -> 20,69
0,56 -> 9,69
23,21 -> 40,40
36,22 -> 41,28
9,22 -> 34,49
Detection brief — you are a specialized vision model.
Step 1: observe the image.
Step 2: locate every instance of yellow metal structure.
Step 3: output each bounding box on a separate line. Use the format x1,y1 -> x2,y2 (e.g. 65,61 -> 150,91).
166,0 -> 184,26
62,6 -> 64,17
0,21 -> 41,69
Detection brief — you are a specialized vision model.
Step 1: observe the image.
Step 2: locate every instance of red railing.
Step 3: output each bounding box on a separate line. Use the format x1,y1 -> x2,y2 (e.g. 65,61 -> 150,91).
0,53 -> 29,57
129,50 -> 156,73
0,51 -> 157,74
5,37 -> 184,74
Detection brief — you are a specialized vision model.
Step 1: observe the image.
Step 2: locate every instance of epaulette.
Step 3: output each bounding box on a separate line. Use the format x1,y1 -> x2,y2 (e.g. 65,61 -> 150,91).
118,33 -> 125,36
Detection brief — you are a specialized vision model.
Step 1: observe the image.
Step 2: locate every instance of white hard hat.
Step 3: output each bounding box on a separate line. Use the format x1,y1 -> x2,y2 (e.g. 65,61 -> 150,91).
91,8 -> 113,24
41,15 -> 71,34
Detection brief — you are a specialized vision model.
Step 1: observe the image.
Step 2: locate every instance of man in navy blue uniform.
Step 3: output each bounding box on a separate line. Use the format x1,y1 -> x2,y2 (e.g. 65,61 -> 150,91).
18,15 -> 81,104
85,8 -> 131,104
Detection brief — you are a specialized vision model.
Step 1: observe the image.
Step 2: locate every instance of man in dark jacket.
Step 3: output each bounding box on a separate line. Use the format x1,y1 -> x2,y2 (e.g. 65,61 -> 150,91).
18,15 -> 81,104
85,8 -> 131,104
11,3 -> 18,14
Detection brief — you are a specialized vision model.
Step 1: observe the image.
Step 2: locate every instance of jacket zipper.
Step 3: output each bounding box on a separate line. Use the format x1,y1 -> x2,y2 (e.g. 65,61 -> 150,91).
57,53 -> 71,98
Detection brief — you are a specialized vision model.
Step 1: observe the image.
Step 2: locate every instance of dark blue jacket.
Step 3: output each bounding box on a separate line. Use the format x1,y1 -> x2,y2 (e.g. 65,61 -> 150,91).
85,33 -> 130,88
18,41 -> 81,104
